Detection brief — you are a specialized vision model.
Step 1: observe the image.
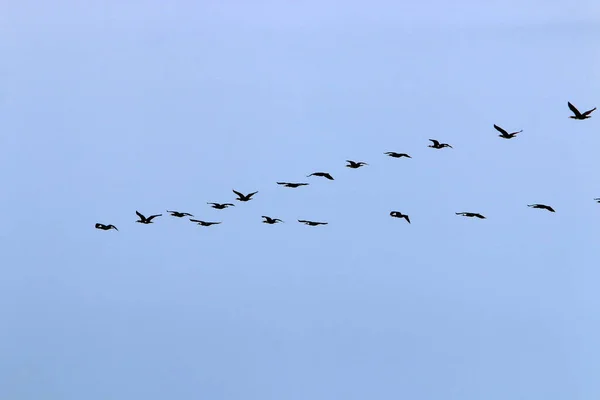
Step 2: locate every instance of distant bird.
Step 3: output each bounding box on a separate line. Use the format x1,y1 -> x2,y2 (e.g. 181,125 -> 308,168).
167,210 -> 193,217
95,223 -> 118,231
346,160 -> 368,168
390,211 -> 410,224
568,101 -> 596,120
207,202 -> 235,209
494,124 -> 522,139
595,198 -> 600,203
307,172 -> 334,180
456,212 -> 486,219
262,216 -> 283,224
428,139 -> 453,149
528,204 -> 555,212
233,189 -> 258,202
384,152 -> 412,158
298,219 -> 328,226
135,211 -> 162,224
277,182 -> 309,188
189,219 -> 221,226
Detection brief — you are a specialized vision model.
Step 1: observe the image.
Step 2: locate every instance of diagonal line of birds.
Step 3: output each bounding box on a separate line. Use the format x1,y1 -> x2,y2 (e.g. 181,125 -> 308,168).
95,101 -> 597,232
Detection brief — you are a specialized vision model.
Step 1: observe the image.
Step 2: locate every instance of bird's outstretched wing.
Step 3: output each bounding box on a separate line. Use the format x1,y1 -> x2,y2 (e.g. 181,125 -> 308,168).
136,210 -> 145,219
147,214 -> 162,221
246,191 -> 258,198
568,102 -> 582,117
583,107 -> 597,116
493,124 -> 508,135
232,189 -> 244,198
429,139 -> 440,146
190,219 -> 203,223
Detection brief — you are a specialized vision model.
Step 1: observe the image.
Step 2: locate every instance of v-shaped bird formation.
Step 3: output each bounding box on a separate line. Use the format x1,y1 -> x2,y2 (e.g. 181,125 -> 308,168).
96,101 -> 598,232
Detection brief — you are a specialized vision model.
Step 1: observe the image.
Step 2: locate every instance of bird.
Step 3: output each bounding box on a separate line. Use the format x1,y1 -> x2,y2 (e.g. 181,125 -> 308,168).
189,219 -> 221,226
528,204 -> 555,212
456,212 -> 486,219
346,160 -> 368,168
167,210 -> 193,217
307,172 -> 334,180
298,219 -> 328,226
595,198 -> 600,203
384,152 -> 412,158
135,211 -> 162,224
494,124 -> 522,139
568,101 -> 596,120
95,223 -> 118,231
276,182 -> 309,188
428,139 -> 453,149
207,202 -> 235,209
262,216 -> 283,224
390,211 -> 410,224
233,189 -> 258,202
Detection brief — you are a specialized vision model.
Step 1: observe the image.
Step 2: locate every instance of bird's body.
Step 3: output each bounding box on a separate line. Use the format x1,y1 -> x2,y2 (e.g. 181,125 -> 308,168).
262,216 -> 283,224
233,190 -> 258,202
346,160 -> 368,168
189,219 -> 221,226
384,152 -> 412,158
135,211 -> 162,224
277,182 -> 309,188
390,211 -> 410,224
528,204 -> 555,212
456,212 -> 486,219
494,124 -> 522,139
568,101 -> 596,120
207,202 -> 235,209
307,172 -> 334,180
95,223 -> 118,231
298,219 -> 328,226
167,210 -> 193,217
428,139 -> 453,149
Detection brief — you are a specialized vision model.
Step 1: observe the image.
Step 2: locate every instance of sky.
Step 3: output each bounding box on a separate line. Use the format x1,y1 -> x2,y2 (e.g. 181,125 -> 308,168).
1,0 -> 600,399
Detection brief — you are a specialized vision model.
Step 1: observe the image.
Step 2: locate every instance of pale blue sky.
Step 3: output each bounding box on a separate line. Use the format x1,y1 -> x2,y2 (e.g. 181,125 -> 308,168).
2,1 -> 600,399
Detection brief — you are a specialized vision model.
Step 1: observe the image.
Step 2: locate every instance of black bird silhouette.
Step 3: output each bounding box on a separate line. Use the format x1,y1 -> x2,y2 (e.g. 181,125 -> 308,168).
95,223 -> 118,231
428,139 -> 453,149
307,172 -> 334,180
135,211 -> 162,224
528,204 -> 555,212
384,152 -> 412,158
189,219 -> 221,226
233,190 -> 258,202
346,160 -> 368,168
568,101 -> 596,120
262,216 -> 283,224
298,219 -> 328,226
390,211 -> 410,224
207,202 -> 235,209
494,124 -> 522,139
595,198 -> 600,203
167,210 -> 193,217
277,182 -> 309,188
456,212 -> 486,219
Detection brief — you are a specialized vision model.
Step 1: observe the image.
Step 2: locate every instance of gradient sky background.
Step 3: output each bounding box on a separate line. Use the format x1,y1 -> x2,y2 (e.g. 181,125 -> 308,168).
2,1 -> 600,399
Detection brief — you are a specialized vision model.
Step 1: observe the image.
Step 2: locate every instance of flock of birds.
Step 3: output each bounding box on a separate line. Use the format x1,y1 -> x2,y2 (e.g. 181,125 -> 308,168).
95,101 -> 599,232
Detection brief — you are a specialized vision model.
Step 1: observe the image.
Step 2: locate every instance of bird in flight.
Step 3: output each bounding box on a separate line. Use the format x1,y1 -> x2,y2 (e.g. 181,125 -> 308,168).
390,211 -> 410,224
135,211 -> 162,224
346,160 -> 368,168
207,202 -> 235,209
233,190 -> 258,202
307,172 -> 334,180
95,223 -> 118,231
277,182 -> 309,188
428,139 -> 453,149
167,210 -> 193,217
527,204 -> 555,212
384,152 -> 412,158
494,124 -> 522,139
568,101 -> 596,120
456,212 -> 486,219
189,219 -> 221,226
298,219 -> 328,226
262,216 -> 283,224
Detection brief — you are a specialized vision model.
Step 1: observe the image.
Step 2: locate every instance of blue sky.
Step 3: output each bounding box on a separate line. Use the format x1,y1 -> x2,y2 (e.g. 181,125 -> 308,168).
2,1 -> 600,399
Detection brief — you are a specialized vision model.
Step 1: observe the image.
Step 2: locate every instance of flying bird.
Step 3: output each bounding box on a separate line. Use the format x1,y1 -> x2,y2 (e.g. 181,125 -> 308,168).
346,160 -> 368,168
167,210 -> 193,217
189,219 -> 221,226
233,189 -> 258,202
456,212 -> 486,219
207,202 -> 235,209
384,152 -> 412,158
262,216 -> 283,224
277,182 -> 309,188
428,139 -> 453,149
307,172 -> 334,180
568,101 -> 596,120
135,211 -> 162,224
494,124 -> 522,139
528,204 -> 555,212
390,211 -> 410,224
298,219 -> 328,226
95,223 -> 118,231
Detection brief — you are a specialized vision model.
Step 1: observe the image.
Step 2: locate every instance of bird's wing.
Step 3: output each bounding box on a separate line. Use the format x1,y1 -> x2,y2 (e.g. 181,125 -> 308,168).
429,139 -> 440,146
110,225 -> 119,231
298,220 -> 308,223
405,216 -> 411,223
475,214 -> 485,218
184,213 -> 193,216
147,214 -> 162,221
166,210 -> 176,213
232,189 -> 244,197
583,107 -> 597,116
568,102 -> 582,117
225,204 -> 235,206
276,182 -> 288,185
189,219 -> 202,223
136,210 -> 145,219
247,191 -> 258,198
493,124 -> 508,135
